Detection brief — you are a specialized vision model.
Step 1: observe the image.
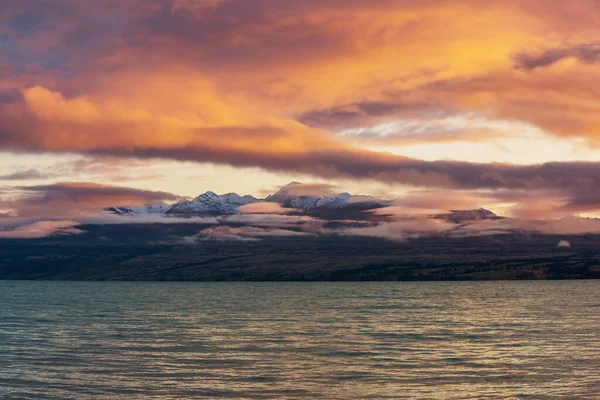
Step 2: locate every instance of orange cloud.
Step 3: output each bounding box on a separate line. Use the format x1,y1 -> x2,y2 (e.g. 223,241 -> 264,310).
237,202 -> 299,215
2,0 -> 600,210
0,220 -> 83,239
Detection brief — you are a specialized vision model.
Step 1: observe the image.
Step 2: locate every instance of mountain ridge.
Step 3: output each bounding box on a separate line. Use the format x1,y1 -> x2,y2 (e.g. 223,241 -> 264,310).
105,182 -> 500,221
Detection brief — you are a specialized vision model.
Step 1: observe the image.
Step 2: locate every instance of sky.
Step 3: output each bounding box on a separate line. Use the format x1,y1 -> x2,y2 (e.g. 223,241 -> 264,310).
2,0 -> 600,225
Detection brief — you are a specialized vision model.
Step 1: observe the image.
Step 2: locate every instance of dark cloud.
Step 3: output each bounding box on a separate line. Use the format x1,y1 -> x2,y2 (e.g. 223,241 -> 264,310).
134,0 -> 372,67
119,146 -> 600,191
516,43 -> 600,70
3,86 -> 600,197
7,3 -> 69,34
0,168 -> 53,180
18,182 -> 180,202
557,186 -> 600,213
6,182 -> 181,218
0,88 -> 23,103
297,102 -> 434,129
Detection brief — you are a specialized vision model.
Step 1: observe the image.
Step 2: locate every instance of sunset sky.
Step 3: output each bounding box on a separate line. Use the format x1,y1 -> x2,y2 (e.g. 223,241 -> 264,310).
2,0 -> 600,222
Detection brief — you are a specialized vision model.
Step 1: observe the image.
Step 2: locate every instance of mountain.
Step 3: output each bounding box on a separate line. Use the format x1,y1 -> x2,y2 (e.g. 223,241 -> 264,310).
265,182 -> 390,211
265,182 -> 351,210
105,204 -> 169,216
433,208 -> 502,223
105,183 -> 491,220
158,182 -> 390,218
165,191 -> 258,215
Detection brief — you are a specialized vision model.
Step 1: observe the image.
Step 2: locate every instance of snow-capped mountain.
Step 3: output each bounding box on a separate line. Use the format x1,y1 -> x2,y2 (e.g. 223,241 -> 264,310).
266,183 -> 351,210
265,182 -> 389,211
107,182 -> 392,217
165,191 -> 258,215
105,183 -> 494,220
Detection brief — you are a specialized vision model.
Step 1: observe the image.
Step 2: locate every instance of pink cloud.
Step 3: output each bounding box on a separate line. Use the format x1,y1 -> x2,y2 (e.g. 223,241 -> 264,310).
192,225 -> 313,242
0,220 -> 83,239
5,182 -> 181,219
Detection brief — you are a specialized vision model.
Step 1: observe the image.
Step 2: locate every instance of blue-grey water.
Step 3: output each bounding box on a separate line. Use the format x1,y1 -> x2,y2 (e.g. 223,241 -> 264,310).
1,281 -> 599,399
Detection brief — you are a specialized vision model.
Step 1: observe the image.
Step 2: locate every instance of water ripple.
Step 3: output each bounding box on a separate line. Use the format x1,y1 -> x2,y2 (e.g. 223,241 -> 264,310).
1,281 -> 599,399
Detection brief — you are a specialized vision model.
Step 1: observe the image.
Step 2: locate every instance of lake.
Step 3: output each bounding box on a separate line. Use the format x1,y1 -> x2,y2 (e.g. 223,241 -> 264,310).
1,281 -> 599,399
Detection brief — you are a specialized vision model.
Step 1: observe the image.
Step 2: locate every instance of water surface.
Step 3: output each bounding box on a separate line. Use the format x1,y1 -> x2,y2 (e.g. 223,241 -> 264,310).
1,281 -> 599,399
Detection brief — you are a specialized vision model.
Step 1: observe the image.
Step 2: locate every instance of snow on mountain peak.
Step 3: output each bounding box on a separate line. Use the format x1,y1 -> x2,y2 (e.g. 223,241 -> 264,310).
107,183 -> 394,216
105,185 -> 505,222
167,191 -> 258,215
265,183 -> 388,211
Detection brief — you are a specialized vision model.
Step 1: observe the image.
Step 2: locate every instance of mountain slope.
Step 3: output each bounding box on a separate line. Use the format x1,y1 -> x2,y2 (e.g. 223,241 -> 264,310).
166,191 -> 258,215
106,183 -> 495,221
266,182 -> 390,211
105,204 -> 169,216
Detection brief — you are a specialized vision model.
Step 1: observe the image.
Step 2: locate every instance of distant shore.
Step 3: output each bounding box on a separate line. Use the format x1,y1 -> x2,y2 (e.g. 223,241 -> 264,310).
2,226 -> 600,281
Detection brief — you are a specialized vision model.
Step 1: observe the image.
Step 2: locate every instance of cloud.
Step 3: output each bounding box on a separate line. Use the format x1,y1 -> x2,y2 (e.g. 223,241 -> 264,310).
328,215 -> 600,241
7,83 -> 600,198
269,182 -> 338,197
0,220 -> 83,239
0,168 -> 54,180
82,214 -> 219,226
237,202 -> 299,214
297,101 -> 430,131
557,240 -> 571,248
449,216 -> 600,237
19,182 -> 180,201
5,182 -> 181,218
68,157 -> 165,182
2,0 -> 600,214
333,218 -> 455,241
221,213 -> 320,229
192,225 -> 313,242
383,190 -> 496,215
516,44 -> 600,70
302,110 -> 535,146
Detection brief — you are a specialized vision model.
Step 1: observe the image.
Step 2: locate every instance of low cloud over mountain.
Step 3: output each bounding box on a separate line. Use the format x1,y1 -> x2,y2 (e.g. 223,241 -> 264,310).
3,181 -> 600,241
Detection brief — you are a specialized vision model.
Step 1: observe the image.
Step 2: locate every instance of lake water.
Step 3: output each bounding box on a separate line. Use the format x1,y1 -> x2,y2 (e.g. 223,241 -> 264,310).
1,281 -> 599,399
